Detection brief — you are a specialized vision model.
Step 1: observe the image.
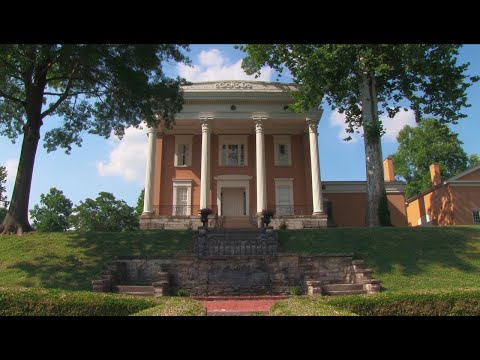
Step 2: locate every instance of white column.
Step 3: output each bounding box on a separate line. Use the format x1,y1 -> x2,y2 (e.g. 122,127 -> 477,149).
200,117 -> 211,209
254,117 -> 267,213
143,126 -> 157,214
306,118 -> 324,214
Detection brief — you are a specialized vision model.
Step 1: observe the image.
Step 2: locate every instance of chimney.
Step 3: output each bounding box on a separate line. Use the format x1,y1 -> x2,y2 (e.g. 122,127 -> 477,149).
383,157 -> 395,182
430,163 -> 442,186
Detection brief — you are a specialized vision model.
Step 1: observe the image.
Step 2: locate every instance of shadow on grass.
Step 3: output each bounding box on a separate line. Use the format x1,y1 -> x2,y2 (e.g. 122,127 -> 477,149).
8,230 -> 193,291
277,226 -> 480,276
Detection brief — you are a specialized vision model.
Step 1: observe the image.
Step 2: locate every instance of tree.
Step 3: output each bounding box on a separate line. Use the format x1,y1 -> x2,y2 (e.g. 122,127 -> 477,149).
29,187 -> 73,232
468,154 -> 480,169
69,192 -> 138,232
0,45 -> 190,234
136,188 -> 145,216
391,118 -> 480,199
239,44 -> 478,226
0,166 -> 6,222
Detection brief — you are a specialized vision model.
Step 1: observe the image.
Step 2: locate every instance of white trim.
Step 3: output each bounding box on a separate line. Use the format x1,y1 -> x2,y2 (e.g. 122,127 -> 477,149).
275,178 -> 294,215
215,177 -> 251,216
447,165 -> 480,181
218,135 -> 249,166
273,135 -> 292,166
172,179 -> 192,216
174,135 -> 193,167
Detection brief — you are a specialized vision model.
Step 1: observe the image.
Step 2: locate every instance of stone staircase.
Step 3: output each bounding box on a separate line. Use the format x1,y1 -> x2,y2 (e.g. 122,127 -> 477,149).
321,283 -> 365,296
221,216 -> 256,229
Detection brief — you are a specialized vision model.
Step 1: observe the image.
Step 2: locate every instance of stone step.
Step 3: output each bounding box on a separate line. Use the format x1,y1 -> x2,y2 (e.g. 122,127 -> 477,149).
323,289 -> 366,296
119,292 -> 156,297
322,283 -> 364,292
115,285 -> 155,293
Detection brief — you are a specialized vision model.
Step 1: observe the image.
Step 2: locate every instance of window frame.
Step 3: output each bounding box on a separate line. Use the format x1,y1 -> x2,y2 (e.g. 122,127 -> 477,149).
274,178 -> 294,216
218,135 -> 248,167
273,135 -> 292,166
473,208 -> 480,224
174,135 -> 193,167
172,179 -> 192,216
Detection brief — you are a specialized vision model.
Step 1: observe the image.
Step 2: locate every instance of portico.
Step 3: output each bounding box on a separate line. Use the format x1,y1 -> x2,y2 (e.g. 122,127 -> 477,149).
140,80 -> 407,230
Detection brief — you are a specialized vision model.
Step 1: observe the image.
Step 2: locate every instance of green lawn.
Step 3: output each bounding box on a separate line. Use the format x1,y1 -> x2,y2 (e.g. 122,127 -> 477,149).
0,226 -> 479,294
278,226 -> 480,293
0,230 -> 192,290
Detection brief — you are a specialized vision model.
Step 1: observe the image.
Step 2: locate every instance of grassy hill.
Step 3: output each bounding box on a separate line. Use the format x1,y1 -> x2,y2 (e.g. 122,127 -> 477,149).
0,226 -> 479,293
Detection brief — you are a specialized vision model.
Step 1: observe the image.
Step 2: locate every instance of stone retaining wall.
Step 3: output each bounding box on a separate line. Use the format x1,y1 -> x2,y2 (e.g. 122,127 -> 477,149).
99,253 -> 358,296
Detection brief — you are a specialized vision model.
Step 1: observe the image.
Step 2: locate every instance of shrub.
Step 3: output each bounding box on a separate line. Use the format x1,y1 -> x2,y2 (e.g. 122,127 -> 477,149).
131,298 -> 206,316
271,298 -> 357,316
271,289 -> 480,316
176,289 -> 190,297
289,287 -> 304,296
0,288 -> 205,316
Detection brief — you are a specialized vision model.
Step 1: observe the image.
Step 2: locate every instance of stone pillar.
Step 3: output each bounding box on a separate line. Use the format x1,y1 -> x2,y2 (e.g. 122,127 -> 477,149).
200,117 -> 211,210
254,117 -> 267,215
143,126 -> 157,214
306,118 -> 324,214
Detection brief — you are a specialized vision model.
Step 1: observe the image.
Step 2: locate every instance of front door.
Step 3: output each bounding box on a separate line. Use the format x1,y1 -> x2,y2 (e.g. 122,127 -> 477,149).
221,188 -> 246,216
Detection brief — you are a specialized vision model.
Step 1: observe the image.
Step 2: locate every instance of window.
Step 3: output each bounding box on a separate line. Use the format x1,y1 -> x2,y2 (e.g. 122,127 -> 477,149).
275,178 -> 294,215
172,179 -> 192,216
273,135 -> 292,166
473,209 -> 480,224
174,135 -> 192,167
219,135 -> 248,166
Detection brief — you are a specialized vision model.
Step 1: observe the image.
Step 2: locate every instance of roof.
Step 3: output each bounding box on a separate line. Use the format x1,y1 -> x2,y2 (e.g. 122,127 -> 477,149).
446,164 -> 480,181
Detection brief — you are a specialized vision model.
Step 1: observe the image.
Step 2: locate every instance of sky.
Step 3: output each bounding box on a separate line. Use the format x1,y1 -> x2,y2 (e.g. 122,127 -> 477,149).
1,44 -> 479,211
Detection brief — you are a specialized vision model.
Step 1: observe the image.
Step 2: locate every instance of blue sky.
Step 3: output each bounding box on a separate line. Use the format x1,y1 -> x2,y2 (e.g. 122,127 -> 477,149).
1,44 -> 479,211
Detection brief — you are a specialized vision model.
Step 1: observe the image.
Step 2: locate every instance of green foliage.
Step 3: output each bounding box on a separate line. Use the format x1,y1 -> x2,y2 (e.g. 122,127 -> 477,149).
378,191 -> 392,226
175,289 -> 190,297
272,290 -> 480,316
0,288 -> 205,316
271,297 -> 358,316
136,188 -> 145,216
391,118 -> 474,198
29,188 -> 73,232
131,298 -> 205,316
0,45 -> 190,233
239,45 -> 478,226
289,286 -> 304,295
69,192 -> 139,232
240,45 -> 478,127
279,220 -> 288,230
0,165 -> 6,207
327,289 -> 480,316
468,153 -> 480,168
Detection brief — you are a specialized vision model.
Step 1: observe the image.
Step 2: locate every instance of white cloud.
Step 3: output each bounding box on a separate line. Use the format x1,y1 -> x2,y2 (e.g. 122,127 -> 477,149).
329,108 -> 417,144
96,126 -> 147,183
177,48 -> 273,82
329,110 -> 361,143
381,109 -> 417,142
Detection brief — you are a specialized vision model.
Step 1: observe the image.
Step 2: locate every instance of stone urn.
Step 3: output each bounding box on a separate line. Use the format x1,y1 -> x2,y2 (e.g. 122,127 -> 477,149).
199,208 -> 213,227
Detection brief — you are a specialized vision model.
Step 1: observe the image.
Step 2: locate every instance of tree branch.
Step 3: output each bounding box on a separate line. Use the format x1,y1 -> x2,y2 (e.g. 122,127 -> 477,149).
0,89 -> 26,106
41,63 -> 79,119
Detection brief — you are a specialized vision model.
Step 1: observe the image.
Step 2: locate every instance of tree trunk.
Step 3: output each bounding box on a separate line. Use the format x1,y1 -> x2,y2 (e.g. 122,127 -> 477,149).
0,122 -> 41,235
360,71 -> 390,227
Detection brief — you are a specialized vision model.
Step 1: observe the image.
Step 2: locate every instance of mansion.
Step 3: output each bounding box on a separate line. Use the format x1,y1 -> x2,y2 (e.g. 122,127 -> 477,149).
140,81 -> 407,229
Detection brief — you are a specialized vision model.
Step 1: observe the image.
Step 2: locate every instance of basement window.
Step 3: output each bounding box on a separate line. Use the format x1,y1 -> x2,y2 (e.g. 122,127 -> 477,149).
473,209 -> 480,224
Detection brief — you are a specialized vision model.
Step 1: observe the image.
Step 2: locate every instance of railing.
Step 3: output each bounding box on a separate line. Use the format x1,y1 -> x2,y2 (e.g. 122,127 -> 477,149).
152,205 -> 218,217
273,205 -> 313,216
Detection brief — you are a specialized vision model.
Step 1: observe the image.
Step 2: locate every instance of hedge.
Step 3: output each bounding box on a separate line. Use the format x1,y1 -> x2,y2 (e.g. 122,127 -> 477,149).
270,297 -> 358,316
271,289 -> 480,316
131,298 -> 206,316
0,288 -> 205,316
327,289 -> 480,316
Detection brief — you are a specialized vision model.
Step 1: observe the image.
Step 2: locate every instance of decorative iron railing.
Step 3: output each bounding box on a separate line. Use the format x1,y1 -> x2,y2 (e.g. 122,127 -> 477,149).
152,205 -> 218,217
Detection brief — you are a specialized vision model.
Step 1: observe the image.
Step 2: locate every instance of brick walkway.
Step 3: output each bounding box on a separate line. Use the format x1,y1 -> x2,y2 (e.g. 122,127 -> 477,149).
195,296 -> 289,316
